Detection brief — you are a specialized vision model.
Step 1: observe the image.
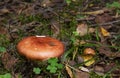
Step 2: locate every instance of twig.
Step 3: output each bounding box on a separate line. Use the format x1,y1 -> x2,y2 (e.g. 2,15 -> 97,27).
65,63 -> 81,73
90,19 -> 120,27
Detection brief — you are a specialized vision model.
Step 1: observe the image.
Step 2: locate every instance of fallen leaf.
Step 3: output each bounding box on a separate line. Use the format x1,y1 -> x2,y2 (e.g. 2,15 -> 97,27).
88,28 -> 95,33
104,63 -> 116,73
94,62 -> 116,76
68,60 -> 77,66
0,8 -> 10,15
81,55 -> 95,66
77,55 -> 84,63
75,70 -> 89,78
95,13 -> 113,24
0,27 -> 7,34
98,46 -> 120,58
79,66 -> 89,72
1,52 -> 18,70
80,40 -> 86,44
76,23 -> 88,36
100,26 -> 110,37
98,46 -> 113,57
93,65 -> 105,75
65,64 -> 73,78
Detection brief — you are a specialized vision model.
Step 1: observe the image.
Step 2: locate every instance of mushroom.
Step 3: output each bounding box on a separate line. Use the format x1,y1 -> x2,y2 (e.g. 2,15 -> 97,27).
17,36 -> 64,61
83,48 -> 95,56
81,48 -> 96,66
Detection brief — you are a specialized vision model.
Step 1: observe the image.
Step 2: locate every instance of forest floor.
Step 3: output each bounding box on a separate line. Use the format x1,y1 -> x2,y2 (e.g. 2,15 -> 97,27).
0,0 -> 120,78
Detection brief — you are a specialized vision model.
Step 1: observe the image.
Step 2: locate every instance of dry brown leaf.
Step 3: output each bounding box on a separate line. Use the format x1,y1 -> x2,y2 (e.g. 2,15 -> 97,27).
98,46 -> 120,58
77,55 -> 84,63
75,71 -> 89,78
65,64 -> 73,78
1,52 -> 18,70
76,23 -> 88,36
93,65 -> 105,75
76,23 -> 95,36
0,8 -> 10,15
100,27 -> 110,37
0,27 -> 7,34
104,63 -> 116,73
94,62 -> 116,76
68,60 -> 77,66
80,40 -> 86,44
95,13 -> 113,24
89,28 -> 95,33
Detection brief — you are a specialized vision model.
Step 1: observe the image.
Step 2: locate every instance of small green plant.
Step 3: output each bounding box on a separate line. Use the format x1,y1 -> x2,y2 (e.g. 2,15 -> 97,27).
106,1 -> 120,9
0,35 -> 10,47
106,1 -> 120,14
65,0 -> 72,5
0,73 -> 12,78
0,46 -> 6,53
33,67 -> 41,75
46,58 -> 63,73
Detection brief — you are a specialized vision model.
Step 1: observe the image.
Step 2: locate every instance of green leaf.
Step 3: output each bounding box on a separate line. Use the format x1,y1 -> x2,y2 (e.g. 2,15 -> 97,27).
46,65 -> 52,70
65,0 -> 72,5
33,67 -> 41,74
47,58 -> 58,64
0,75 -> 4,78
3,73 -> 11,78
47,58 -> 64,73
50,67 -> 57,73
73,31 -> 79,36
0,47 -> 6,53
112,2 -> 120,8
47,65 -> 57,73
51,62 -> 58,66
57,64 -> 63,69
106,1 -> 120,9
0,73 -> 11,78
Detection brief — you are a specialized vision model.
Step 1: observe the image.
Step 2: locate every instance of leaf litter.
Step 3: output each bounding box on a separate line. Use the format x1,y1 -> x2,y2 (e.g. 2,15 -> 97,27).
0,0 -> 120,78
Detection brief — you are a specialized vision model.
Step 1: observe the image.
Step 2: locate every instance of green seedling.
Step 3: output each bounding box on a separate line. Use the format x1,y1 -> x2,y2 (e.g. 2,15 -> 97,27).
106,1 -> 120,9
65,0 -> 72,5
0,73 -> 11,78
46,58 -> 63,73
106,1 -> 120,14
33,67 -> 41,75
0,46 -> 6,53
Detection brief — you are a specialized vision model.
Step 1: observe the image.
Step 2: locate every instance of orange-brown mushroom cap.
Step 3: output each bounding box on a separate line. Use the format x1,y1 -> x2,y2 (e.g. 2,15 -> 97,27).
17,36 -> 64,61
83,48 -> 95,55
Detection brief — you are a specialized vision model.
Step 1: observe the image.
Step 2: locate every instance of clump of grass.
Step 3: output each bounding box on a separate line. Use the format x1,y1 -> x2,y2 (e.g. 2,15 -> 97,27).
0,34 -> 10,47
